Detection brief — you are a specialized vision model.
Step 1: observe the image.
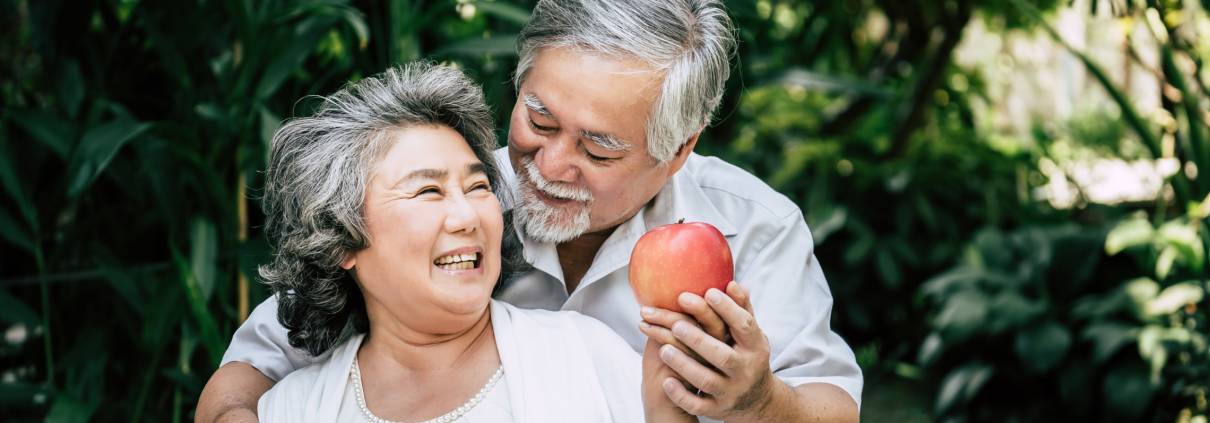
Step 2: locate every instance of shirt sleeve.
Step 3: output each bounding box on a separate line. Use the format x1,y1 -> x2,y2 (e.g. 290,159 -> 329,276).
736,212 -> 864,410
221,295 -> 327,382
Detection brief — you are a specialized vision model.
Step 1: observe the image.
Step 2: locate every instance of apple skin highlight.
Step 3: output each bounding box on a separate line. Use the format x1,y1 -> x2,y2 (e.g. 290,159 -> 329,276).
629,220 -> 734,313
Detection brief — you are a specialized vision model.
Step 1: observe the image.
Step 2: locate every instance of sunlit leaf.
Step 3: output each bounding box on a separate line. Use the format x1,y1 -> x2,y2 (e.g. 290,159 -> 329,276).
935,362 -> 994,414
1145,281 -> 1204,316
1155,245 -> 1178,280
1106,217 -> 1155,257
432,34 -> 519,57
5,109 -> 76,159
1124,278 -> 1160,307
65,119 -> 153,199
1014,321 -> 1072,373
916,331 -> 944,367
172,246 -> 227,367
806,206 -> 846,246
472,1 -> 532,25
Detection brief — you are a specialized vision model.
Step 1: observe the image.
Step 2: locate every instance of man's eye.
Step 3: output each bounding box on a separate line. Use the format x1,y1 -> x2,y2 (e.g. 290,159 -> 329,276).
585,151 -> 611,163
529,118 -> 555,132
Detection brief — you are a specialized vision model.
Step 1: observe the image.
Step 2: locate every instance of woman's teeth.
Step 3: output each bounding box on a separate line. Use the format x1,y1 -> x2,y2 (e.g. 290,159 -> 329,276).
435,253 -> 477,270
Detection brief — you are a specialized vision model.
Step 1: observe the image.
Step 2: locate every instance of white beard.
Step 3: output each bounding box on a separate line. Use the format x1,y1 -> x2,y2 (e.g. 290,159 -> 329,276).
514,155 -> 594,244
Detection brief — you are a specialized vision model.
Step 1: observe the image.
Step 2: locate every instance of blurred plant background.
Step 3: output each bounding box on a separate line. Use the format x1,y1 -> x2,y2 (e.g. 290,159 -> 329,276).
2,0 -> 1210,421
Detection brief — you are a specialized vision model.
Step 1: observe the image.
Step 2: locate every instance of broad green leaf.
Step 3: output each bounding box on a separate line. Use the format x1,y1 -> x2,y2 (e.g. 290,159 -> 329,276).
0,206 -> 33,252
5,109 -> 76,158
0,139 -> 36,231
189,217 -> 219,301
95,249 -> 148,316
1145,281 -> 1204,315
806,206 -> 845,246
432,34 -> 520,57
1014,321 -> 1072,373
471,1 -> 532,25
195,102 -> 226,123
875,247 -> 900,289
1158,220 -> 1204,272
0,288 -> 40,325
920,266 -> 983,298
1105,218 -> 1154,255
987,290 -> 1045,333
916,331 -> 944,367
1124,278 -> 1160,306
256,17 -> 336,100
1155,245 -> 1178,280
57,60 -> 85,119
172,246 -> 227,367
44,394 -> 99,423
1081,322 -> 1138,363
934,291 -> 989,343
1101,363 -> 1153,420
260,105 -> 282,149
65,119 -> 153,199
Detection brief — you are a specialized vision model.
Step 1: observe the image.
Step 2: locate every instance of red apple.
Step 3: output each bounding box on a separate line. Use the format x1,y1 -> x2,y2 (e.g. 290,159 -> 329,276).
629,219 -> 734,313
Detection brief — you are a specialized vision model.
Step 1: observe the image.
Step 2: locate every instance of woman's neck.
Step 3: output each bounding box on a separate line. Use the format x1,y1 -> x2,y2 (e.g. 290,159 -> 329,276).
359,303 -> 495,373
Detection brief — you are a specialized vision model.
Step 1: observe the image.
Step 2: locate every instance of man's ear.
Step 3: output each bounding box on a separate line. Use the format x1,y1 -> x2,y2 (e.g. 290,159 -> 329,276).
340,253 -> 356,270
662,131 -> 701,177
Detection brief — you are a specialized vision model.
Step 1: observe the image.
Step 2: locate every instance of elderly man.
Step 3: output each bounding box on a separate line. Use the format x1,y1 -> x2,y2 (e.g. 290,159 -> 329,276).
197,1 -> 862,422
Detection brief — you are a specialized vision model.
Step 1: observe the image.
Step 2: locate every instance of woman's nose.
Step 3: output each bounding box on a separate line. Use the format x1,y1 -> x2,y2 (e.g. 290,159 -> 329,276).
444,192 -> 480,234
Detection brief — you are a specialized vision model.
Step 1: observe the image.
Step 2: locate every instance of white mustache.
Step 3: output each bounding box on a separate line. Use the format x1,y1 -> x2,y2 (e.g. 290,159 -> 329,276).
520,155 -> 593,203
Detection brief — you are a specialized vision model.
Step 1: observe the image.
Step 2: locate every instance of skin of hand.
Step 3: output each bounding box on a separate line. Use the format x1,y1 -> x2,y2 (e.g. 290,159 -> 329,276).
196,362 -> 275,423
639,282 -> 859,423
642,338 -> 702,423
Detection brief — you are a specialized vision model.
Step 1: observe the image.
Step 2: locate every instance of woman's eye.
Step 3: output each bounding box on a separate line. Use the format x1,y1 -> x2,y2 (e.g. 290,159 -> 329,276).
471,183 -> 491,191
418,187 -> 441,196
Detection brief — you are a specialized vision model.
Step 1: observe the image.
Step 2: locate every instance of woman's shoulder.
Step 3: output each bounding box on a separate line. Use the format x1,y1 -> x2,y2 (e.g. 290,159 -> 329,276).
258,335 -> 362,423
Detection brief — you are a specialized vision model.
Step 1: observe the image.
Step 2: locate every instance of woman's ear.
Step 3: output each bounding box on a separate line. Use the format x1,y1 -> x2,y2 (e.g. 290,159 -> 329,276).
341,253 -> 357,270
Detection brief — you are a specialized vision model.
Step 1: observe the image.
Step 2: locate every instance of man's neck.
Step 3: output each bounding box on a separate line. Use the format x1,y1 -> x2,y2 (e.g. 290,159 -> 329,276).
556,225 -> 618,294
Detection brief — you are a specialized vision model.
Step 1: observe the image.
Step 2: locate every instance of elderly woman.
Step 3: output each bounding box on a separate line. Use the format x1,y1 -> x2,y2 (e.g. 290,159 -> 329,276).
253,62 -> 690,423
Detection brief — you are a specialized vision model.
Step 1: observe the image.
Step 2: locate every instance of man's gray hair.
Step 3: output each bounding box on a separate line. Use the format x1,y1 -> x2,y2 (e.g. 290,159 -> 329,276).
260,62 -> 507,357
514,0 -> 736,165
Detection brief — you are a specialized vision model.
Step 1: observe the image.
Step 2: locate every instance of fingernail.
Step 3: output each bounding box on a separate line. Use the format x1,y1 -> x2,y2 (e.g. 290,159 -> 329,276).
660,344 -> 675,362
638,321 -> 651,330
641,306 -> 656,317
663,379 -> 676,392
672,321 -> 688,338
742,284 -> 750,296
706,289 -> 723,305
679,292 -> 698,305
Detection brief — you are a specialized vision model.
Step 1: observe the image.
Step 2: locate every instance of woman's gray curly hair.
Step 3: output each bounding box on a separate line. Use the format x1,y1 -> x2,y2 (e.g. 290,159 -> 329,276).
260,62 -> 521,357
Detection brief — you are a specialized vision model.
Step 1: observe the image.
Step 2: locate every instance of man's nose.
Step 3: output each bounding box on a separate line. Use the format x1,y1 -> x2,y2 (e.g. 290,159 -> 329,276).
535,138 -> 580,183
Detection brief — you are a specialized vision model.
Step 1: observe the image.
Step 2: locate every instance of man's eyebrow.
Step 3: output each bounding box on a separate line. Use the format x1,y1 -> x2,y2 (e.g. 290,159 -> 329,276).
524,94 -> 555,121
581,130 -> 631,152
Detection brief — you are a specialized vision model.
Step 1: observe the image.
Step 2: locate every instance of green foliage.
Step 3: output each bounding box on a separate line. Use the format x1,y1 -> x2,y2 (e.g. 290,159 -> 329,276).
3,0 -> 1210,421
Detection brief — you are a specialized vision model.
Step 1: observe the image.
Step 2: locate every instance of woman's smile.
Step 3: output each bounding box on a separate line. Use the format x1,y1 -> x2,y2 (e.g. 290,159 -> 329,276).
433,246 -> 484,275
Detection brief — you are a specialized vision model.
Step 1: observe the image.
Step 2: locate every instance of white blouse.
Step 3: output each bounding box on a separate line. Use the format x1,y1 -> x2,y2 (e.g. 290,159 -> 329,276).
334,364 -> 512,422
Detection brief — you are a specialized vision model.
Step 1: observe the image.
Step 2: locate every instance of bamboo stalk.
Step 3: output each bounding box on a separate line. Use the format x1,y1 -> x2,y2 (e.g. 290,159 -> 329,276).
237,169 -> 249,325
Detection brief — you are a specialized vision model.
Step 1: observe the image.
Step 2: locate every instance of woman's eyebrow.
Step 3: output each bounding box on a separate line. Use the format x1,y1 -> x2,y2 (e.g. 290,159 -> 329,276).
395,168 -> 447,187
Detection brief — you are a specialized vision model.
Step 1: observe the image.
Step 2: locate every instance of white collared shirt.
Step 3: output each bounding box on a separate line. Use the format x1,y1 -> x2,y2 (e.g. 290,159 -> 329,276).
223,149 -> 863,414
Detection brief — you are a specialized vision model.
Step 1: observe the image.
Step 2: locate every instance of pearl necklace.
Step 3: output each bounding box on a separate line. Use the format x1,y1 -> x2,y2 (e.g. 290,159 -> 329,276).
351,357 -> 505,423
